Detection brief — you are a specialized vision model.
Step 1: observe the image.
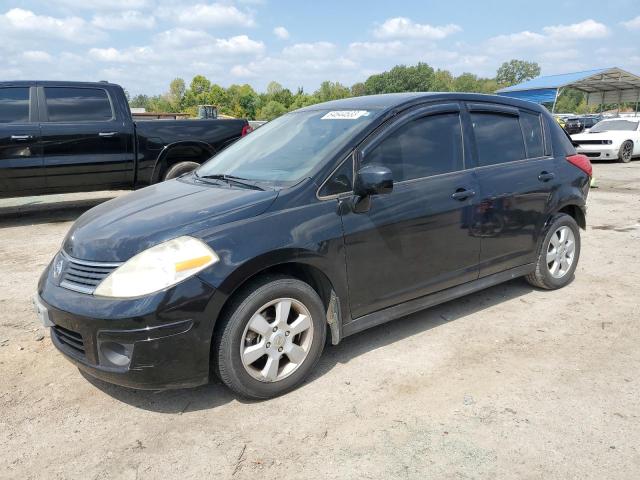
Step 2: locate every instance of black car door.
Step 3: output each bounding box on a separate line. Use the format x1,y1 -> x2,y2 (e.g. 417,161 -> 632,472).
0,85 -> 44,197
466,103 -> 557,277
39,85 -> 134,191
340,103 -> 481,319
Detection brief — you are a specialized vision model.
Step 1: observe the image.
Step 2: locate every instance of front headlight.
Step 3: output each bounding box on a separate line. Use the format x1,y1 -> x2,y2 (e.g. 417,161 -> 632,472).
94,236 -> 219,298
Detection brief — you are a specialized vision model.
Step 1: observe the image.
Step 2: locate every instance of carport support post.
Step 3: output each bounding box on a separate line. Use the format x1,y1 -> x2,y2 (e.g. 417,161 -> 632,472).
551,88 -> 562,113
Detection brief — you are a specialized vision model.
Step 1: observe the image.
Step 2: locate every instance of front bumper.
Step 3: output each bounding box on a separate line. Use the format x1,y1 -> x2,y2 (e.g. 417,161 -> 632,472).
576,145 -> 618,160
38,265 -> 222,390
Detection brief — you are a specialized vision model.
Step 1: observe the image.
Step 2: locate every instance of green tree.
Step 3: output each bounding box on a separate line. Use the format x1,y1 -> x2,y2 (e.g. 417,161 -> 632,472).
496,59 -> 541,87
351,82 -> 366,97
167,78 -> 185,110
258,100 -> 287,120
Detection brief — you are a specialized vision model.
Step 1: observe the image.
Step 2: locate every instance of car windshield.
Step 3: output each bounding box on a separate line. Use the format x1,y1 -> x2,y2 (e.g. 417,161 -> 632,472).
197,109 -> 381,184
590,120 -> 639,132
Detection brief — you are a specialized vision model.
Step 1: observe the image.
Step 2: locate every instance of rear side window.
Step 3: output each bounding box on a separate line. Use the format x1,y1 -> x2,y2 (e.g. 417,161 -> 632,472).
0,87 -> 30,123
44,87 -> 113,122
520,111 -> 545,158
471,112 -> 526,166
363,113 -> 463,182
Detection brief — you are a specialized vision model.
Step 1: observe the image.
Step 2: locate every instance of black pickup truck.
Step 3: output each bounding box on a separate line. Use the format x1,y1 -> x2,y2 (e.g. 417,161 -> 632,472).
0,81 -> 251,198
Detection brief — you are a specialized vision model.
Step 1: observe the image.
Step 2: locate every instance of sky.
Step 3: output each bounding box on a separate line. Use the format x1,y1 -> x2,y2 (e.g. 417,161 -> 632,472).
1,0 -> 640,95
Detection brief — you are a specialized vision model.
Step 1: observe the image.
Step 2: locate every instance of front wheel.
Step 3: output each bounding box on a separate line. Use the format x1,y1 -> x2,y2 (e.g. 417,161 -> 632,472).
163,161 -> 200,181
619,140 -> 633,163
213,276 -> 327,399
526,214 -> 581,290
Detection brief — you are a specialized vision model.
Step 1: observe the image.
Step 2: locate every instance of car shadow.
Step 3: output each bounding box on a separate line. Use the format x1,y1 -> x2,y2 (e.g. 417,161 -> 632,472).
0,195 -> 118,227
82,277 -> 535,413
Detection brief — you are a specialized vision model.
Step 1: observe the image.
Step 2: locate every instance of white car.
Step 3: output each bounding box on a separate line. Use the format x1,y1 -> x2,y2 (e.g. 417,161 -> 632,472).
571,118 -> 640,163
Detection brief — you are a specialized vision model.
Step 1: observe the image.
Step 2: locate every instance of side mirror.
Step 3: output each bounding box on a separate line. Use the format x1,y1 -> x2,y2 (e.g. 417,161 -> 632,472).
354,165 -> 393,197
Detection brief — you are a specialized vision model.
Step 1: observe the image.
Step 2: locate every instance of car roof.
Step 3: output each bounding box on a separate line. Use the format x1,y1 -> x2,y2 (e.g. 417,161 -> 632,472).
296,92 -> 549,115
0,80 -> 119,88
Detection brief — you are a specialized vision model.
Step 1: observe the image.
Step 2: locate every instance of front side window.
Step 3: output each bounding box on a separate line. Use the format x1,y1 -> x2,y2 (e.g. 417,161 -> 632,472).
198,109 -> 381,184
44,87 -> 113,122
591,120 -> 639,132
520,111 -> 545,158
0,87 -> 30,123
362,113 -> 464,182
471,112 -> 526,167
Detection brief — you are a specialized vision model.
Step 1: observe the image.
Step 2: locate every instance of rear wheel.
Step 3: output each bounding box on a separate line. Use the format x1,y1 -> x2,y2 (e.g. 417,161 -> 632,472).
163,161 -> 200,181
619,140 -> 633,163
526,214 -> 580,290
214,276 -> 326,399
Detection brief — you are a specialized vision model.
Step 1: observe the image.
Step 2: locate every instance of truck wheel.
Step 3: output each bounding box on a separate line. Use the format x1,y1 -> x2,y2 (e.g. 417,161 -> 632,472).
526,214 -> 580,290
213,276 -> 326,399
163,161 -> 200,181
618,141 -> 633,163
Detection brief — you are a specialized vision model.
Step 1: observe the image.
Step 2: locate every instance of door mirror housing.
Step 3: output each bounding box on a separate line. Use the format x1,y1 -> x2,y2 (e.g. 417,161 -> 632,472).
354,165 -> 393,197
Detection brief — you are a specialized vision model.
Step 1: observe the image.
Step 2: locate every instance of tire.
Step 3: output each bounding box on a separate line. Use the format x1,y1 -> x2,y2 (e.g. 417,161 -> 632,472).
213,276 -> 327,399
526,213 -> 581,290
618,140 -> 633,163
162,161 -> 200,181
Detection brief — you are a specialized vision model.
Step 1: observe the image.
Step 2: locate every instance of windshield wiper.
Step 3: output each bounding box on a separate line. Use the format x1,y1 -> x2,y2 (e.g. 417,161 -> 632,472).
196,173 -> 265,191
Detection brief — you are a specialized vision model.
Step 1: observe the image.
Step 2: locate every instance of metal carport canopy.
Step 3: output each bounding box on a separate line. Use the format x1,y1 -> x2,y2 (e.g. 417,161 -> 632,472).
495,67 -> 640,106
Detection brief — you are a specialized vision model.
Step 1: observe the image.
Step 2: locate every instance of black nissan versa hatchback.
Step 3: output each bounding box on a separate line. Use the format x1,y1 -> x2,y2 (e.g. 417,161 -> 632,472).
36,93 -> 592,399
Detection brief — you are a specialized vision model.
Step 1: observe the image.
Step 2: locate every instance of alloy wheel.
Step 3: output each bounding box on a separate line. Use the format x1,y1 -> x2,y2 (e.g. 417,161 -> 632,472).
546,226 -> 576,279
240,298 -> 314,382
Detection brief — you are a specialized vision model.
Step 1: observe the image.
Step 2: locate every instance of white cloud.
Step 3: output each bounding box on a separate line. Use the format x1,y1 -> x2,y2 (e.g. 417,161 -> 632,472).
621,16 -> 640,31
0,8 -> 105,44
374,17 -> 461,40
165,3 -> 255,27
92,10 -> 155,30
273,26 -> 289,39
214,35 -> 264,54
154,28 -> 214,48
282,42 -> 335,59
50,0 -> 151,10
542,19 -> 609,39
348,41 -> 407,59
89,46 -> 155,63
23,50 -> 53,62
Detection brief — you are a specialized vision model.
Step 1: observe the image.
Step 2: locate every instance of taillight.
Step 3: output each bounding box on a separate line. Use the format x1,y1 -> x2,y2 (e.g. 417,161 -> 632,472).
566,153 -> 592,177
241,124 -> 253,136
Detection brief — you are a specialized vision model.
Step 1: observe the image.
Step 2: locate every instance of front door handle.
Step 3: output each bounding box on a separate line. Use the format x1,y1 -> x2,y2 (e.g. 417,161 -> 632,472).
11,135 -> 33,141
98,132 -> 118,138
538,171 -> 555,182
451,188 -> 476,201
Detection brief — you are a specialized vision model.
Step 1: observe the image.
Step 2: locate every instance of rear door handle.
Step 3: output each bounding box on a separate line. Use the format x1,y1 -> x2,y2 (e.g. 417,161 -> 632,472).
451,188 -> 476,201
538,171 -> 555,182
98,132 -> 118,138
11,135 -> 33,141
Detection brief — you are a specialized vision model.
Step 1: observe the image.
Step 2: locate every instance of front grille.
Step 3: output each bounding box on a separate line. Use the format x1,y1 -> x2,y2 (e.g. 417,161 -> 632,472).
577,140 -> 609,145
52,325 -> 86,357
60,254 -> 121,295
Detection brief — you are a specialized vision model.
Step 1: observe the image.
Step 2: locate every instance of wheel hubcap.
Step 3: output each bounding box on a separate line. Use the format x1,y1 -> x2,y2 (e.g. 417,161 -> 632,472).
240,298 -> 314,383
546,226 -> 576,279
623,143 -> 633,159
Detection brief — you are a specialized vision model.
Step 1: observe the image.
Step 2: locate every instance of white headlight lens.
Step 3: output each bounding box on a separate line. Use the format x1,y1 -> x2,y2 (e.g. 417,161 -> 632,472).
94,236 -> 218,298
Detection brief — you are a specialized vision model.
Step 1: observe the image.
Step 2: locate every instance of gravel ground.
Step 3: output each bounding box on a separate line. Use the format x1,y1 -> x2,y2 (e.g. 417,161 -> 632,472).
1,162 -> 639,479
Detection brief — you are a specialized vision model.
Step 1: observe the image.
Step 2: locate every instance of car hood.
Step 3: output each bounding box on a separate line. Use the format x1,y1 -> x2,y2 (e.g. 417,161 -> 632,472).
62,178 -> 278,262
572,131 -> 625,142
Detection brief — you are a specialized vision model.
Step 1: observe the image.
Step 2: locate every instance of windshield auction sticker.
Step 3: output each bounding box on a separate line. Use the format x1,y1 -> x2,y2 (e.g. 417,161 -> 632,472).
321,110 -> 370,120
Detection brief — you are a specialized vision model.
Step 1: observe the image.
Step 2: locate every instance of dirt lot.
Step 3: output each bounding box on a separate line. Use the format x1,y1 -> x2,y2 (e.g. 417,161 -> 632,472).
1,163 -> 639,479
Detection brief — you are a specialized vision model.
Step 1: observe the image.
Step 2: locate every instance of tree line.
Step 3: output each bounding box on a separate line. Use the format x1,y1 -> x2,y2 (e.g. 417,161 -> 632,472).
128,59 -> 600,120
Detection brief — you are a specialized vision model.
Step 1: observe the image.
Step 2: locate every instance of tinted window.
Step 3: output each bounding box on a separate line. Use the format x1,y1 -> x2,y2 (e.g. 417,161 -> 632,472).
0,88 -> 30,123
471,112 -> 526,166
520,111 -> 544,158
320,157 -> 353,196
44,87 -> 113,122
363,113 -> 463,182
